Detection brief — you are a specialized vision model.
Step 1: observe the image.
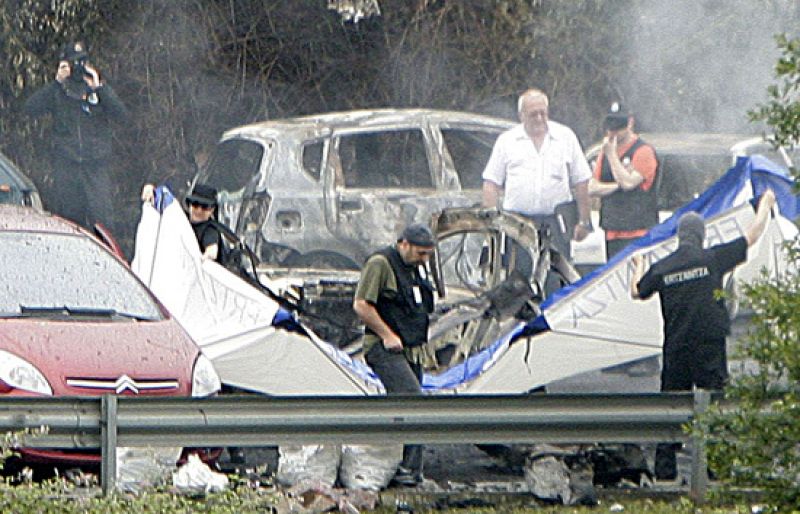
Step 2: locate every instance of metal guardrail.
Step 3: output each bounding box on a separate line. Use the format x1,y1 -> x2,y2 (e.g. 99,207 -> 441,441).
0,391 -> 711,499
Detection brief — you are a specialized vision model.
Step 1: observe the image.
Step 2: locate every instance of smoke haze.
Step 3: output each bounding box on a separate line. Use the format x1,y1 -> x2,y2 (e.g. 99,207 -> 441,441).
621,0 -> 798,134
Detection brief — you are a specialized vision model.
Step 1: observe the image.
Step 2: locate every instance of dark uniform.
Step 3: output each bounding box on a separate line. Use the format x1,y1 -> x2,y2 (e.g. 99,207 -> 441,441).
356,244 -> 434,484
191,219 -> 224,265
637,237 -> 746,390
23,44 -> 128,232
597,137 -> 660,258
637,235 -> 747,478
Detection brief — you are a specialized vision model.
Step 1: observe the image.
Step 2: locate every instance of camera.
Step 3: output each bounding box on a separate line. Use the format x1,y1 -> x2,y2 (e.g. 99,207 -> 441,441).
70,58 -> 89,82
60,42 -> 91,83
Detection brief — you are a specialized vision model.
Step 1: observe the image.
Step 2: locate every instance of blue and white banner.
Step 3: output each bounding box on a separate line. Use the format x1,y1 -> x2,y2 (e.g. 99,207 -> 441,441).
426,155 -> 799,393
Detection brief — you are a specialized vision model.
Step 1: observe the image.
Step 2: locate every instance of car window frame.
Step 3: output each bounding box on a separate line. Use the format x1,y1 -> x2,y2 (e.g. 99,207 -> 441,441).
327,126 -> 437,190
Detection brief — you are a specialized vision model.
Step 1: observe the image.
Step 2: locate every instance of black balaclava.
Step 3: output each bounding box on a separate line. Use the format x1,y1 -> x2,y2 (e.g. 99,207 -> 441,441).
677,212 -> 705,248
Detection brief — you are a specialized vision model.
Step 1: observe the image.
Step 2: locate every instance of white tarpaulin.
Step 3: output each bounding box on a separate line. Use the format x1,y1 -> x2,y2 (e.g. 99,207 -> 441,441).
131,190 -> 382,395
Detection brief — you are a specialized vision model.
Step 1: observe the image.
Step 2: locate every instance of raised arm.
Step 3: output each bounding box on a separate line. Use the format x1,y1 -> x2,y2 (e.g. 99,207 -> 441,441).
744,189 -> 776,247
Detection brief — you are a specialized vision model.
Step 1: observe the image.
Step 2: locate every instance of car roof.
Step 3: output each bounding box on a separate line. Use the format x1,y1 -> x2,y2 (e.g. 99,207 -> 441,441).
638,132 -> 763,156
586,132 -> 763,158
223,108 -> 516,142
0,205 -> 83,235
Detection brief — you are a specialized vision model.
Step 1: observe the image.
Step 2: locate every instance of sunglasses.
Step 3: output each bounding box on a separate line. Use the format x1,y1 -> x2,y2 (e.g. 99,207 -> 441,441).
188,201 -> 215,209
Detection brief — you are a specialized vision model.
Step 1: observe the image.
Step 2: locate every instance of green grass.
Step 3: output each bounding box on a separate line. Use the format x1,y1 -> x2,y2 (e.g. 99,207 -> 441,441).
0,479 -> 766,514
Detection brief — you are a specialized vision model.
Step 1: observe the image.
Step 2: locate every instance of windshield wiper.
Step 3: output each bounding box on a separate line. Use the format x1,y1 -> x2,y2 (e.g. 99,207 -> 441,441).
15,306 -> 158,321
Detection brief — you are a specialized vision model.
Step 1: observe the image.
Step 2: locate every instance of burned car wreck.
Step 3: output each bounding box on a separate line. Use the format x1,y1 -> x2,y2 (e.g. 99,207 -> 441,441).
193,108 -> 514,269
256,206 -> 575,366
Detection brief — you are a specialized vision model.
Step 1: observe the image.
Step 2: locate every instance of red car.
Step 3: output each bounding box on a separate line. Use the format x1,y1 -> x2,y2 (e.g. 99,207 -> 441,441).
0,205 -> 221,465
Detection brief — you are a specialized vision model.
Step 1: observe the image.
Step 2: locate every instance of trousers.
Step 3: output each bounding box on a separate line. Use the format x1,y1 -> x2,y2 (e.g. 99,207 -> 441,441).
365,342 -> 424,476
48,156 -> 115,233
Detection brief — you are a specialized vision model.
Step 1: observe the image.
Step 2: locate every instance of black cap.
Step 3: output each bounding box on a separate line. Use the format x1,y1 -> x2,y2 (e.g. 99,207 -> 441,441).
186,183 -> 218,207
399,223 -> 435,247
60,41 -> 88,62
603,101 -> 630,131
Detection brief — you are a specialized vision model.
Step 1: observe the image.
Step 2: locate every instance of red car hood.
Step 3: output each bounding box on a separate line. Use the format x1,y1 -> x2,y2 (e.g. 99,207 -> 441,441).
0,318 -> 200,396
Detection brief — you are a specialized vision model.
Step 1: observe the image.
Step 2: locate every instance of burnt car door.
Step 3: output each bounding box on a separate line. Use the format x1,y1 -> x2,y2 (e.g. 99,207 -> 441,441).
322,127 -> 469,263
435,123 -> 507,197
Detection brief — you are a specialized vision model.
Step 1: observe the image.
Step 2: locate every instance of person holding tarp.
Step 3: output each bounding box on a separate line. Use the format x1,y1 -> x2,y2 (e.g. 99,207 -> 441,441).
142,182 -> 227,263
141,181 -> 245,465
353,223 -> 436,487
630,188 -> 776,480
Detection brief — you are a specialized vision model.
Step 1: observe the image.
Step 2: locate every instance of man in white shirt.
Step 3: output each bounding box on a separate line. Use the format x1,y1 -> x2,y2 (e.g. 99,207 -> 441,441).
482,88 -> 592,282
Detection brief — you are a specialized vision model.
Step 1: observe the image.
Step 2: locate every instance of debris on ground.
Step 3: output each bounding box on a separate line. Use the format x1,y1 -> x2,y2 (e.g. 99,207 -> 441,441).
339,444 -> 403,491
172,453 -> 229,493
118,446 -> 182,494
274,479 -> 379,513
276,445 -> 341,488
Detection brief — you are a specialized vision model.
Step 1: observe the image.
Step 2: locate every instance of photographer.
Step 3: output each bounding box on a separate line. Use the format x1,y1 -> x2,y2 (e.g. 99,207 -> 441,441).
24,41 -> 128,234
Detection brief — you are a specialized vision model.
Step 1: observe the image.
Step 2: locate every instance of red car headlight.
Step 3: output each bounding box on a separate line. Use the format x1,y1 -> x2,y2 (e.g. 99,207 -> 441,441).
191,354 -> 221,398
0,350 -> 53,395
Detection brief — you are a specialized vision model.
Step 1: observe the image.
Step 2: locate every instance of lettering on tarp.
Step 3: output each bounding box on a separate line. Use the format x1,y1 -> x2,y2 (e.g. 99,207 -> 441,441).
556,206 -> 753,329
206,271 -> 274,326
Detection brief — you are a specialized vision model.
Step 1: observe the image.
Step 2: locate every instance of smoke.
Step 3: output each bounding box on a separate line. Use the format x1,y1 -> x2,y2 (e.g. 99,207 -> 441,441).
620,0 -> 798,134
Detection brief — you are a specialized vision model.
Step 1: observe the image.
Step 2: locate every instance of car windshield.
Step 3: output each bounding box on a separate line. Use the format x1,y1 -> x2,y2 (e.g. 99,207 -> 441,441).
0,231 -> 163,320
204,139 -> 265,194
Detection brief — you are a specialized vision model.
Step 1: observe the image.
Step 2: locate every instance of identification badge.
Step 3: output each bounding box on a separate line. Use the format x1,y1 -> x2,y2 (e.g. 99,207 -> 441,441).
412,286 -> 422,304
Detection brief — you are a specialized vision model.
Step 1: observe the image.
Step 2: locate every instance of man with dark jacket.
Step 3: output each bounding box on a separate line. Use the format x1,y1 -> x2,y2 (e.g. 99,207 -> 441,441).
24,41 -> 128,232
630,188 -> 776,479
589,103 -> 659,259
353,223 -> 436,486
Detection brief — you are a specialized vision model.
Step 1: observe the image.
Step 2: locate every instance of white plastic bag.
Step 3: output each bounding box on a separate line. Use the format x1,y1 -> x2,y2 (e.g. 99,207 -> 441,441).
116,446 -> 181,494
276,444 -> 340,487
339,444 -> 403,490
172,453 -> 229,493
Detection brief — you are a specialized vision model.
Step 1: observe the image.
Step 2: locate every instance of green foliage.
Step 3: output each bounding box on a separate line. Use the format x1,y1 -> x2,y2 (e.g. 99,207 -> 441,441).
701,259 -> 800,510
699,34 -> 800,513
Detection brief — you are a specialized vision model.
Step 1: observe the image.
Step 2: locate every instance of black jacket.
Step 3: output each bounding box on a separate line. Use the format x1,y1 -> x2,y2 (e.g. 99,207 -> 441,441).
24,80 -> 128,162
365,246 -> 434,348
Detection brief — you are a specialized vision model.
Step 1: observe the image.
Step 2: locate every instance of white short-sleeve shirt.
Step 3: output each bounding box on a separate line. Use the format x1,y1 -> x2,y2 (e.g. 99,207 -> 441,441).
482,122 -> 591,216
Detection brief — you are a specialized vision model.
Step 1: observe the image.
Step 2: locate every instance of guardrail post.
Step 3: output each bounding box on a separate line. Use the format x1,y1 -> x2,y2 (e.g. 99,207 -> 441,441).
689,388 -> 710,503
101,395 -> 118,496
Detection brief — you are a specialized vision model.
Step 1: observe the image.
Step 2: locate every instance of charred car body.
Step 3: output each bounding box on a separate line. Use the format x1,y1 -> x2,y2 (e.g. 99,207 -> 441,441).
257,207 -> 552,363
194,109 -> 514,269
